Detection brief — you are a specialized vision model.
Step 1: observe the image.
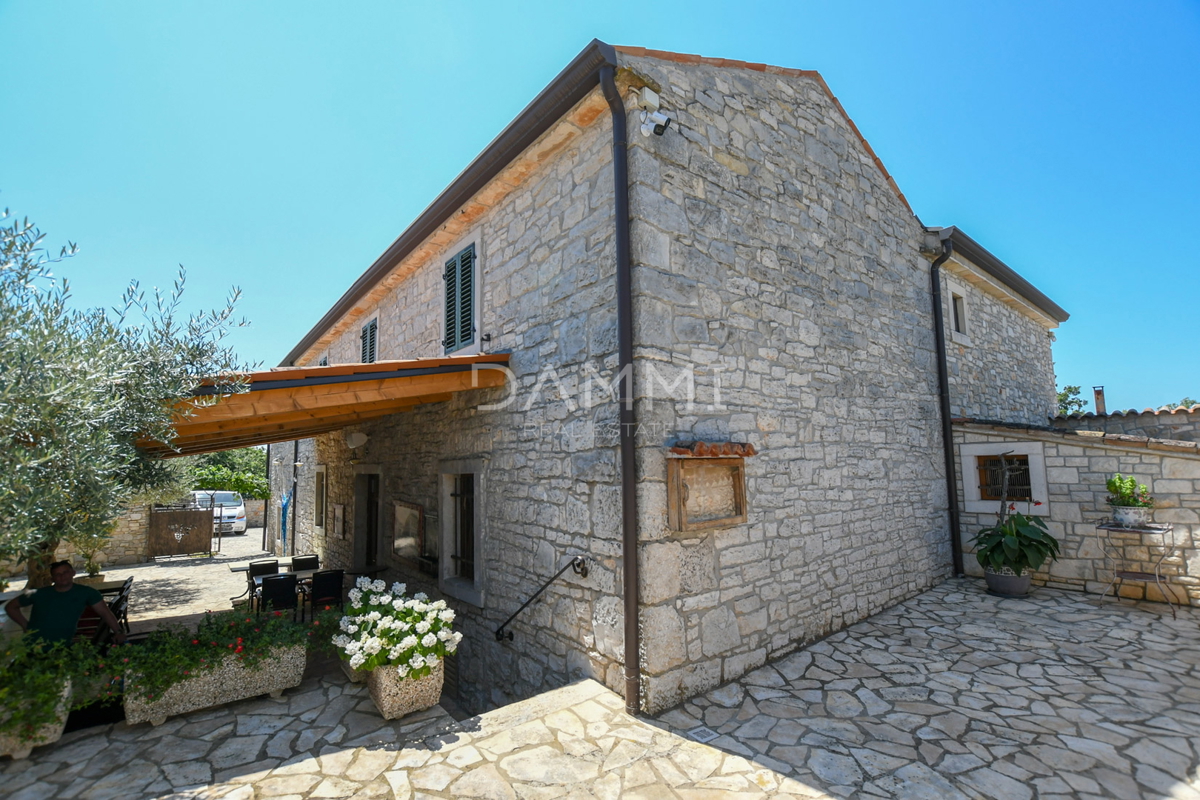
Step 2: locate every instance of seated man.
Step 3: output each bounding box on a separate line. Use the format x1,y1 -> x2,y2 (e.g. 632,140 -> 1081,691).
4,560 -> 125,645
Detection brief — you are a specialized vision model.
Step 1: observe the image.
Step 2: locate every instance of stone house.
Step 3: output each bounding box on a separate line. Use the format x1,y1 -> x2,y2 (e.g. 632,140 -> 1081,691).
258,41 -> 1072,715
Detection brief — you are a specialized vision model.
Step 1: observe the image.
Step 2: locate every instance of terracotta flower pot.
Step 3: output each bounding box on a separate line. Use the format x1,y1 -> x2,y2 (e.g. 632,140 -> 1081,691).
367,659 -> 443,720
984,567 -> 1031,597
0,681 -> 70,760
125,645 -> 305,726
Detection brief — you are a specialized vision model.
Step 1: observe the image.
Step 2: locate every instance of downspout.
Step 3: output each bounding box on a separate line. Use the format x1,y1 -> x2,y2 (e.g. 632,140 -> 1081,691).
264,444 -> 272,552
600,65 -> 641,716
930,240 -> 965,576
290,440 -> 300,558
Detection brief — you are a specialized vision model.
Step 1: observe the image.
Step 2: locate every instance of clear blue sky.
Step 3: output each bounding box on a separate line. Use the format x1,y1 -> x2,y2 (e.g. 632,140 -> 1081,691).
2,1 -> 1197,413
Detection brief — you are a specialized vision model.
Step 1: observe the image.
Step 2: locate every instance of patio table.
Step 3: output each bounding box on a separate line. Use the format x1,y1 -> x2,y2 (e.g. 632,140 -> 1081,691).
230,559 -> 292,573
252,569 -> 318,587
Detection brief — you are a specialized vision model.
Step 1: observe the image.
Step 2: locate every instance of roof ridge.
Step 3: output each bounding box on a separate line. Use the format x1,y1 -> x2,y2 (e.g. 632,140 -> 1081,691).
1052,404 -> 1200,421
613,45 -> 912,216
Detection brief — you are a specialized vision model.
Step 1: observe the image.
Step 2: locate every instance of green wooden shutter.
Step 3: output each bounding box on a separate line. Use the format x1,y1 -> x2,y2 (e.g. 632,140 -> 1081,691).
443,254 -> 459,350
360,319 -> 377,363
443,244 -> 476,352
457,245 -> 475,349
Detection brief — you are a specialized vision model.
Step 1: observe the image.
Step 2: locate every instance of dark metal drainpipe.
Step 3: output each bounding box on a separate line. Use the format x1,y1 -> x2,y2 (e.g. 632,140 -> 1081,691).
930,241 -> 965,576
290,440 -> 300,557
600,65 -> 640,716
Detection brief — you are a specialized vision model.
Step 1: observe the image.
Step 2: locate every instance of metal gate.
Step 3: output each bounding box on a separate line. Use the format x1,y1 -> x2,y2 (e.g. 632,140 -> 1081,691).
148,506 -> 214,557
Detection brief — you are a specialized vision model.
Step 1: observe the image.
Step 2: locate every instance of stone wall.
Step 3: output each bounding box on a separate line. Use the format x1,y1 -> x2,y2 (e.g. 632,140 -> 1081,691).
619,53 -> 953,712
954,423 -> 1200,606
1052,407 -> 1200,442
940,258 -> 1058,425
276,84 -> 627,716
245,498 -> 265,528
2,505 -> 152,578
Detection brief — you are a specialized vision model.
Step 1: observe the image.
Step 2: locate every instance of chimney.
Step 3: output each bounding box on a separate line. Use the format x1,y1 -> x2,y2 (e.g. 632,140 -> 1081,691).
1093,386 -> 1107,416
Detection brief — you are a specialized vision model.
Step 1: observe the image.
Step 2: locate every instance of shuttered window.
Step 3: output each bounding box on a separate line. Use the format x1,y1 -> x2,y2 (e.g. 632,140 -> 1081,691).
443,244 -> 476,353
360,318 -> 378,363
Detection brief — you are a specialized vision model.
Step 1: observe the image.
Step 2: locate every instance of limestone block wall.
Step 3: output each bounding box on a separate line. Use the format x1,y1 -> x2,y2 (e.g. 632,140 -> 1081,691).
266,440 -> 320,559
275,87 -> 627,715
939,260 -> 1058,425
1,505 -> 152,578
1052,407 -> 1200,442
245,498 -> 265,528
954,424 -> 1200,606
618,53 -> 953,713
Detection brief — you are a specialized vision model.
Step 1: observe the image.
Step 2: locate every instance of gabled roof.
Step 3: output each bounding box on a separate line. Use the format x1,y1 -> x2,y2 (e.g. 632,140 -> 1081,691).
280,40 -> 919,367
1054,404 -> 1200,421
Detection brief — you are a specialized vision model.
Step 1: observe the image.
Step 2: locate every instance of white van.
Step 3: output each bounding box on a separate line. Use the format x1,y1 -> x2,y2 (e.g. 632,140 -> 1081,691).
190,490 -> 248,534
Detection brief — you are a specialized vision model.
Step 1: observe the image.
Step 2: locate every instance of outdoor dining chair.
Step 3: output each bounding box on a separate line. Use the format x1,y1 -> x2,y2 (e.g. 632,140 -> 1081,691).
306,569 -> 344,618
246,559 -> 279,611
257,573 -> 299,619
114,576 -> 133,633
291,554 -> 320,572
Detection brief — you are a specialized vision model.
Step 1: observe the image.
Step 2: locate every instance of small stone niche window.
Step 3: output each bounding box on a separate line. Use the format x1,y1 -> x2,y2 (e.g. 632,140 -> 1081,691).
976,455 -> 1032,502
667,442 -> 756,532
946,278 -> 972,347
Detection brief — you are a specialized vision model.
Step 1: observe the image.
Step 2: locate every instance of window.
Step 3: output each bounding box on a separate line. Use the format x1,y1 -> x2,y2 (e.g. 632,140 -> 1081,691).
360,319 -> 378,363
443,244 -> 476,353
945,278 -> 972,346
959,441 -> 1048,515
318,356 -> 329,367
976,454 -> 1031,502
952,294 -> 967,335
667,457 -> 748,531
314,466 -> 326,530
439,458 -> 485,606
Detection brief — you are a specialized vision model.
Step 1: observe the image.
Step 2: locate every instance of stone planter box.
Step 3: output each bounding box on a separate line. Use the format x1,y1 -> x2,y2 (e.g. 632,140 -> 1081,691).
0,681 -> 70,760
367,660 -> 443,720
125,645 -> 305,726
340,659 -> 368,684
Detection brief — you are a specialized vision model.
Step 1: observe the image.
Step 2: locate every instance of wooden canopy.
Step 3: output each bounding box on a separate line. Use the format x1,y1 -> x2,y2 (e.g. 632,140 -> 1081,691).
141,353 -> 510,457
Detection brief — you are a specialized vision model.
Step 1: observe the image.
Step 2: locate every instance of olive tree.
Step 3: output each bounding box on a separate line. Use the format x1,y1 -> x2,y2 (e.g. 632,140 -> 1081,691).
0,207 -> 248,584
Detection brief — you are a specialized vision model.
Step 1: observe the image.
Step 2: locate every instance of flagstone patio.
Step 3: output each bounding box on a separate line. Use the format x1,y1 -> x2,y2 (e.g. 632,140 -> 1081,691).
2,579 -> 1198,799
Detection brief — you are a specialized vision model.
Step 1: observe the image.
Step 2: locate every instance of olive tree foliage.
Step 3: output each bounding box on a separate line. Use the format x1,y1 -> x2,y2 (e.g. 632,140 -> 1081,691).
0,207 -> 249,578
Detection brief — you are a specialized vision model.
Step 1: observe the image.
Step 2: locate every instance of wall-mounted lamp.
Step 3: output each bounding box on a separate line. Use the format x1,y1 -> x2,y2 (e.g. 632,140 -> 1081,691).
344,431 -> 369,449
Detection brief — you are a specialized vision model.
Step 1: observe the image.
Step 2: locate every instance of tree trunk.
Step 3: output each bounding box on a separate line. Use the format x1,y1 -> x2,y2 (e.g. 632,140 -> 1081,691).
25,538 -> 59,589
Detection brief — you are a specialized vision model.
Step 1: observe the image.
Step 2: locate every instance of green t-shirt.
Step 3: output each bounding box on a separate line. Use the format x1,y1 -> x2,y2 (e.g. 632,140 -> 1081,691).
18,583 -> 103,643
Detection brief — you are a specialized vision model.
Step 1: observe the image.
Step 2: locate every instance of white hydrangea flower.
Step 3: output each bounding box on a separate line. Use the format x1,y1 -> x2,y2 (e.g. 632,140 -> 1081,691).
348,588 -> 362,603
408,654 -> 424,669
356,576 -> 371,589
367,611 -> 382,622
399,635 -> 418,650
372,579 -> 386,592
396,664 -> 409,678
388,646 -> 403,661
438,609 -> 455,623
392,582 -> 407,595
349,653 -> 366,669
437,629 -> 451,641
346,624 -> 359,634
421,633 -> 437,648
392,599 -> 406,611
425,653 -> 439,666
415,621 -> 431,634
414,592 -> 428,601
365,637 -> 383,655
431,599 -> 447,610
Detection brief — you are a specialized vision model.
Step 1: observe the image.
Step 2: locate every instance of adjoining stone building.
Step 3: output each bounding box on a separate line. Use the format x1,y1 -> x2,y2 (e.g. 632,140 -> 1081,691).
259,41 -> 1070,715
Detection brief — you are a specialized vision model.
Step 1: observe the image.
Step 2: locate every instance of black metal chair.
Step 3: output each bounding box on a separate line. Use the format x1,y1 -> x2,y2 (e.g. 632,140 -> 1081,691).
245,559 -> 279,611
257,573 -> 299,619
291,554 -> 320,572
306,569 -> 345,617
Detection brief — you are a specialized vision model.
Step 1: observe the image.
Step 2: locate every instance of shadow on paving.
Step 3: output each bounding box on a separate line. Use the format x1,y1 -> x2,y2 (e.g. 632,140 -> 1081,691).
653,577 -> 1200,799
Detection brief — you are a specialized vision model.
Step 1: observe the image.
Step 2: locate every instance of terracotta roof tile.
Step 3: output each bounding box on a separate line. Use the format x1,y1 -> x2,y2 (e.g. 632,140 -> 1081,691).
1053,405 -> 1200,421
613,45 -> 912,216
668,441 -> 758,458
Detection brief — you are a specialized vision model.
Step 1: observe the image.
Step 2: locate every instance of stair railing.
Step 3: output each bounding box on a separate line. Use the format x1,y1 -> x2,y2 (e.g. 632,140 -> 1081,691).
495,555 -> 588,642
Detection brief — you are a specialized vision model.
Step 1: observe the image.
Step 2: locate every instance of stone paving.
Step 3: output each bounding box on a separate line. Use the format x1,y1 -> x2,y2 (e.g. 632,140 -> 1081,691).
6,530 -> 271,633
2,578 -> 1198,799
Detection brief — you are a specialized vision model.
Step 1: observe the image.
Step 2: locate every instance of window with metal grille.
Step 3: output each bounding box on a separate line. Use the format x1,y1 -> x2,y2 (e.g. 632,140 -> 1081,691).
443,244 -> 476,353
360,318 -> 378,363
451,473 -> 475,584
977,455 -> 1032,501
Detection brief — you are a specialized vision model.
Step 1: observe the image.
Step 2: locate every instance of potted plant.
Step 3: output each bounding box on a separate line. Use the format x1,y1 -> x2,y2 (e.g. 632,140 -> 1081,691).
0,639 -> 100,760
331,578 -> 462,720
121,610 -> 314,726
1106,473 -> 1154,528
970,452 -> 1061,597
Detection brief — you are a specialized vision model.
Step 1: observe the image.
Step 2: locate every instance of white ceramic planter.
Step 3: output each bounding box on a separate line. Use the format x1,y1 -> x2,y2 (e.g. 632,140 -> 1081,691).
367,660 -> 443,720
125,645 -> 305,726
1111,505 -> 1152,528
0,681 -> 70,760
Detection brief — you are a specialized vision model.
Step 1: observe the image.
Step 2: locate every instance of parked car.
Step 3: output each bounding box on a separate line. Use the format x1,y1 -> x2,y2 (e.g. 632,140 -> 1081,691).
190,490 -> 247,535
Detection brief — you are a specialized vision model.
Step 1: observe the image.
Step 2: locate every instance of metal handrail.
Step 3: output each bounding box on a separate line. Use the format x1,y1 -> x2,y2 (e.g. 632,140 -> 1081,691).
495,556 -> 588,642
